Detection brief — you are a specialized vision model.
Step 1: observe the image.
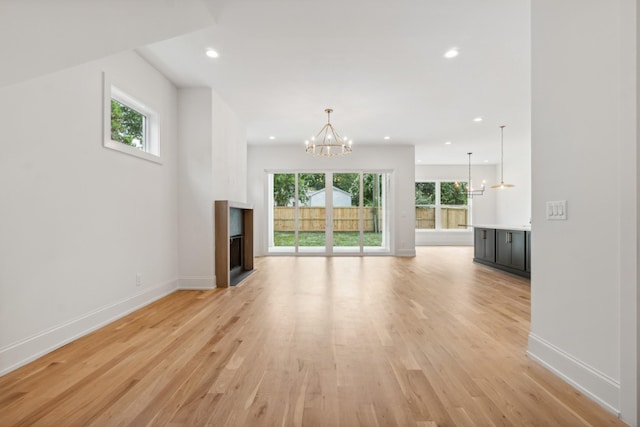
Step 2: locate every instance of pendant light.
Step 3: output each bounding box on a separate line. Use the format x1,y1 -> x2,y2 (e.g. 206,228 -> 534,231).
491,125 -> 515,189
465,152 -> 485,198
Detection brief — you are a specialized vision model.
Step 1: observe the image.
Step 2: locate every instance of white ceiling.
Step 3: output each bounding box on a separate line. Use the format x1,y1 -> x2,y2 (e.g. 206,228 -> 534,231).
139,0 -> 531,165
0,0 -> 214,89
1,0 -> 530,166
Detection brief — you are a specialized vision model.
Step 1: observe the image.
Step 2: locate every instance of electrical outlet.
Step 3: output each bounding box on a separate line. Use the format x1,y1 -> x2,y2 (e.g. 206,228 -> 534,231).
136,274 -> 142,286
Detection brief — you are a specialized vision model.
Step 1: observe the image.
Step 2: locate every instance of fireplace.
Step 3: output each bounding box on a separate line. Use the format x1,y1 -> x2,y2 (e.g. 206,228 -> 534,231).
229,235 -> 243,271
215,201 -> 254,287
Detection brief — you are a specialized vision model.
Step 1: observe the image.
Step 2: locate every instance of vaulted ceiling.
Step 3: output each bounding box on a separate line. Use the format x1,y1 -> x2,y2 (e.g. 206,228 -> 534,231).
0,0 -> 214,88
2,0 -> 530,165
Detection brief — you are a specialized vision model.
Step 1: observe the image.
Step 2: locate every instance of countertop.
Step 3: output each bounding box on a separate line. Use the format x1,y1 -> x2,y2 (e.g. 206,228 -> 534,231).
471,224 -> 531,231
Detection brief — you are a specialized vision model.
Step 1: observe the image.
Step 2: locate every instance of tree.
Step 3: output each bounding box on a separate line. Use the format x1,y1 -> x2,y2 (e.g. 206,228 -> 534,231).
274,173 -> 385,207
415,182 -> 436,205
273,174 -> 311,206
300,173 -> 325,192
333,173 -> 359,206
440,182 -> 468,205
111,100 -> 144,147
361,174 -> 382,207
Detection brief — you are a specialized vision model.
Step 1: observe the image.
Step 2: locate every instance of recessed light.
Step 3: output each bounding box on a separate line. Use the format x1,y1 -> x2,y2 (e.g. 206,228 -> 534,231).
484,159 -> 489,163
445,141 -> 452,145
417,159 -> 422,163
473,117 -> 483,122
383,136 -> 391,140
269,136 -> 276,140
205,48 -> 219,58
444,48 -> 459,59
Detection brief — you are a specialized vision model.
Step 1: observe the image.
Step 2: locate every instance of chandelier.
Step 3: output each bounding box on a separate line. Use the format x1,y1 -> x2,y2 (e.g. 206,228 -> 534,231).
466,152 -> 485,198
305,108 -> 353,157
491,125 -> 515,189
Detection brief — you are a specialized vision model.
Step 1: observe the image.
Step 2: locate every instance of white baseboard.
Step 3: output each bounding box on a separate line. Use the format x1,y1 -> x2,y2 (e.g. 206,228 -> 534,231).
396,248 -> 417,257
527,333 -> 620,416
415,230 -> 474,246
0,279 -> 178,376
178,276 -> 216,290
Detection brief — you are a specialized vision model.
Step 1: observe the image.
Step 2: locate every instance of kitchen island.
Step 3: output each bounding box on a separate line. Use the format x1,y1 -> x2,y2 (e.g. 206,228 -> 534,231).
472,225 -> 531,278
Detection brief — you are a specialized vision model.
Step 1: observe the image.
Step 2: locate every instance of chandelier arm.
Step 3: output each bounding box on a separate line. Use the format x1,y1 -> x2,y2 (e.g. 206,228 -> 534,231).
315,123 -> 329,140
468,153 -> 472,188
465,152 -> 484,198
329,125 -> 343,144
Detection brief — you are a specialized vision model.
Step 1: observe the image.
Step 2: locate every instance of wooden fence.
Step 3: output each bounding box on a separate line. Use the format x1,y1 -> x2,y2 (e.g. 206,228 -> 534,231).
415,206 -> 468,229
274,207 -> 382,232
274,206 -> 468,231
415,207 -> 435,229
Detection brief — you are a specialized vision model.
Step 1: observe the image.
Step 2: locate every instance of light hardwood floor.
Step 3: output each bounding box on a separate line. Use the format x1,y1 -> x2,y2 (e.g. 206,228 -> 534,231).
0,247 -> 628,426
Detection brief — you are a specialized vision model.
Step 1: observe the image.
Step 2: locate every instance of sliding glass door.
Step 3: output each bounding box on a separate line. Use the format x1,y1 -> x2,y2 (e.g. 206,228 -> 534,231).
363,173 -> 387,253
269,171 -> 389,255
271,173 -> 296,251
332,173 -> 361,253
298,173 -> 326,253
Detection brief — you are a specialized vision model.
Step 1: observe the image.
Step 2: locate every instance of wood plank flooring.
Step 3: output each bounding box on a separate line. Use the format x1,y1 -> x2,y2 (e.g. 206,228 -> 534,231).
0,247 -> 628,426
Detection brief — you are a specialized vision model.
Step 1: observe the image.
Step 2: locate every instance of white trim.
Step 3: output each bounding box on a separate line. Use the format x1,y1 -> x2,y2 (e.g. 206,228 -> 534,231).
0,279 -> 178,376
396,248 -> 416,257
102,72 -> 162,164
416,229 -> 474,246
178,276 -> 216,290
527,333 -> 621,416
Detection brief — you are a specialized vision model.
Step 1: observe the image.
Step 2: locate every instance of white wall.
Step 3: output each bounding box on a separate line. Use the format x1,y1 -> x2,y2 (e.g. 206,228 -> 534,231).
212,92 -> 247,202
177,88 -> 247,289
636,3 -> 640,424
622,1 -> 639,424
495,131 -> 532,225
248,145 -> 416,256
177,88 -> 215,289
0,51 -> 179,375
415,164 -> 498,245
530,1 -> 637,423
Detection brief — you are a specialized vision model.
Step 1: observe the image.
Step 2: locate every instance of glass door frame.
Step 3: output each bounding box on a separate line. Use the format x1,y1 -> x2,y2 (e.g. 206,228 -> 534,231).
267,169 -> 391,256
331,172 -> 363,254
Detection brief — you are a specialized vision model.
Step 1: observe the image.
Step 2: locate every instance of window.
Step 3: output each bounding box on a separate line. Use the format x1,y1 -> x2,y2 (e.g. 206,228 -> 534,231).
415,181 -> 469,230
103,73 -> 160,163
440,181 -> 468,229
111,99 -> 146,150
415,182 -> 436,229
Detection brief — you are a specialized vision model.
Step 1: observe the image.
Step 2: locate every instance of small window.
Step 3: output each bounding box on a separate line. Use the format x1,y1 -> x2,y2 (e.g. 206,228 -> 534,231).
110,99 -> 146,151
103,73 -> 160,163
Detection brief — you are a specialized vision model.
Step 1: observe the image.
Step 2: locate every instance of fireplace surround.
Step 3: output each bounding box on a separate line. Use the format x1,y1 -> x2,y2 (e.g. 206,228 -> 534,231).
214,200 -> 254,287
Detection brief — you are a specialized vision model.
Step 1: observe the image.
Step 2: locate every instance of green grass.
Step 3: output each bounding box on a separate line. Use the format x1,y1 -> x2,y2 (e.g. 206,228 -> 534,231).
274,231 -> 382,247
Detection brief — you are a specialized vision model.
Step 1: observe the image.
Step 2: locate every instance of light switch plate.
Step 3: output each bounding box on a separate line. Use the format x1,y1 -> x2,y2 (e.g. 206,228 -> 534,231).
546,200 -> 567,220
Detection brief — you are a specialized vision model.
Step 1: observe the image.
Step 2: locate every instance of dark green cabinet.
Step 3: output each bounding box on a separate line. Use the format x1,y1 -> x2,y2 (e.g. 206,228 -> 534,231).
474,228 -> 495,262
496,230 -> 526,270
473,227 -> 530,278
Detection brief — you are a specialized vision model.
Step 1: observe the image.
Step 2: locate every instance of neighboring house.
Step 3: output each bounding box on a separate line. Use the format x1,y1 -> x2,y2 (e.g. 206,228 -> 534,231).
305,187 -> 352,207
